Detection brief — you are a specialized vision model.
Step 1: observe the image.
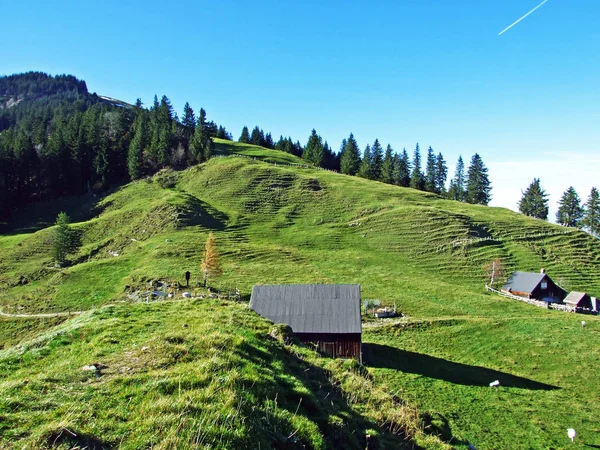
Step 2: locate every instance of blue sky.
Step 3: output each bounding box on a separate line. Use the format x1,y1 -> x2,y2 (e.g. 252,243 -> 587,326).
2,0 -> 599,217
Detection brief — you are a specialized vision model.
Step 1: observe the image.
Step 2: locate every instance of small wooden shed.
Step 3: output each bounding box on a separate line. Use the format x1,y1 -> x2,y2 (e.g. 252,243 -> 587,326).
250,284 -> 362,361
563,292 -> 596,312
501,270 -> 566,303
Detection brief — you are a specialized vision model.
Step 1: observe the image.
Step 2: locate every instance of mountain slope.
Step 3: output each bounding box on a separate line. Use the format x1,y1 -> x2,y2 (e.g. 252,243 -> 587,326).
1,140 -> 599,449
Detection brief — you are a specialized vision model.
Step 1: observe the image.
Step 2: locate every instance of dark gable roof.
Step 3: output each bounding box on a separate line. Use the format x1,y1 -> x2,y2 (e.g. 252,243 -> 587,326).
502,272 -> 546,293
250,284 -> 361,334
563,291 -> 588,305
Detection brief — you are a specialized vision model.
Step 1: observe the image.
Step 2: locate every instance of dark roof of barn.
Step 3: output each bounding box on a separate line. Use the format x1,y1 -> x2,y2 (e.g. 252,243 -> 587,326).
249,284 -> 361,334
502,272 -> 546,293
563,291 -> 588,305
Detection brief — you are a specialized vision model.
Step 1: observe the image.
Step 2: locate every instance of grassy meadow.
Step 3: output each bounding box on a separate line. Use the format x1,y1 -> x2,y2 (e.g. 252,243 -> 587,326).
1,139 -> 599,448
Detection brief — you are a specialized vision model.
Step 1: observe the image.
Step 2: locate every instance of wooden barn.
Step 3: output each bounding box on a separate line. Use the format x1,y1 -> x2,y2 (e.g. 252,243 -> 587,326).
250,284 -> 362,361
563,292 -> 597,312
502,270 -> 566,303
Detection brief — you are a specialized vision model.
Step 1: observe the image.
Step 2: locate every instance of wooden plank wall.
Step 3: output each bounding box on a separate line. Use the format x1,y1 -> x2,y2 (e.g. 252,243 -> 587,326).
296,333 -> 361,360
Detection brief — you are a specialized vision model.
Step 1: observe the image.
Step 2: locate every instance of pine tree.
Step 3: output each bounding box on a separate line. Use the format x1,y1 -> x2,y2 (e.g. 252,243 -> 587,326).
396,148 -> 411,187
465,153 -> 491,205
201,232 -> 222,287
303,129 -> 325,167
216,126 -> 231,140
189,118 -> 211,164
448,156 -> 466,201
435,153 -> 448,194
340,133 -> 360,175
556,186 -> 584,227
53,212 -> 78,266
181,102 -> 196,132
410,144 -> 424,190
583,187 -> 600,236
358,144 -> 373,179
518,178 -> 549,220
381,144 -> 394,184
322,141 -> 337,171
371,139 -> 383,181
250,126 -> 262,146
239,126 -> 250,143
264,132 -> 274,149
424,146 -> 437,192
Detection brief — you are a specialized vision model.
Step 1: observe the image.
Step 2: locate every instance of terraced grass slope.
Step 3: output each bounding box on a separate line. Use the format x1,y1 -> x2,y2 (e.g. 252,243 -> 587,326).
1,139 -> 599,449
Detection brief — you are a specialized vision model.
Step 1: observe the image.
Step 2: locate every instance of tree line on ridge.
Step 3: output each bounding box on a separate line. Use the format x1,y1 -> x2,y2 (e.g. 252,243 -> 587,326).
518,179 -> 600,236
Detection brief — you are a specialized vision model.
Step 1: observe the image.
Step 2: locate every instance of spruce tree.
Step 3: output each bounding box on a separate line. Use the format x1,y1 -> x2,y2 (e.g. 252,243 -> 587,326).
264,132 -> 274,149
340,133 -> 360,175
465,153 -> 491,205
276,135 -> 286,151
583,187 -> 600,236
181,102 -> 196,132
239,126 -> 250,143
518,178 -> 549,220
189,119 -> 211,164
448,155 -> 466,201
358,144 -> 373,179
371,139 -> 383,181
323,141 -> 337,171
556,186 -> 584,227
381,144 -> 394,184
250,126 -> 262,146
303,129 -> 324,167
396,148 -> 411,187
53,212 -> 78,266
435,152 -> 448,194
424,146 -> 437,192
410,144 -> 424,190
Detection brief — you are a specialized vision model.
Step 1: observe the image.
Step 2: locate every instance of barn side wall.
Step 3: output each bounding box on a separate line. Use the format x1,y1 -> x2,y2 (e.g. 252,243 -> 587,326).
295,333 -> 362,361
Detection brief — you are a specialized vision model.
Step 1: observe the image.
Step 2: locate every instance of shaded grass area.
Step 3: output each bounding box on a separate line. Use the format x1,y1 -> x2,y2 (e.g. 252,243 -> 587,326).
364,317 -> 600,450
0,300 -> 422,449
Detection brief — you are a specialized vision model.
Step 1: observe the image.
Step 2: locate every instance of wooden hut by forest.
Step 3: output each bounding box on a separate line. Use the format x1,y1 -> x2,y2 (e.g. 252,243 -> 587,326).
250,284 -> 362,361
501,270 -> 566,303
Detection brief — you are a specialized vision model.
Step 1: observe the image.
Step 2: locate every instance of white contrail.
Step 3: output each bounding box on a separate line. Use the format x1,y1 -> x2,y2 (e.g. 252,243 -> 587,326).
498,0 -> 549,35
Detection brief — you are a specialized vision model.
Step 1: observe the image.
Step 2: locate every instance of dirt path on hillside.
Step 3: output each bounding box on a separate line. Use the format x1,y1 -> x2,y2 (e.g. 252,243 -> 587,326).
0,308 -> 83,318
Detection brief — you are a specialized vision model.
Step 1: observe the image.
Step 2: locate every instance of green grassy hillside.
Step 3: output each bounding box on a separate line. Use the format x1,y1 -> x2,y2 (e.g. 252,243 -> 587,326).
1,139 -> 599,449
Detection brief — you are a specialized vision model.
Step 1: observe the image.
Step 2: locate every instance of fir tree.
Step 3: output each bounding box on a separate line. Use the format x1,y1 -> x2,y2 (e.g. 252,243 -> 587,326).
410,144 -> 424,190
52,212 -> 79,266
322,141 -> 337,171
358,144 -> 373,179
340,133 -> 360,175
381,144 -> 394,184
250,126 -> 262,146
518,178 -> 549,220
371,139 -> 383,181
424,146 -> 437,192
448,155 -> 466,201
303,129 -> 325,167
216,126 -> 231,140
264,132 -> 274,149
239,126 -> 250,143
583,187 -> 600,236
396,148 -> 411,187
556,186 -> 584,227
435,152 -> 447,194
465,153 -> 491,205
189,119 -> 210,164
181,102 -> 196,132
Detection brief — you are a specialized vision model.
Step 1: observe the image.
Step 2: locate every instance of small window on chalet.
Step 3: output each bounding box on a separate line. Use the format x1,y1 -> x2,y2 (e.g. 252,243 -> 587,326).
541,281 -> 548,289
